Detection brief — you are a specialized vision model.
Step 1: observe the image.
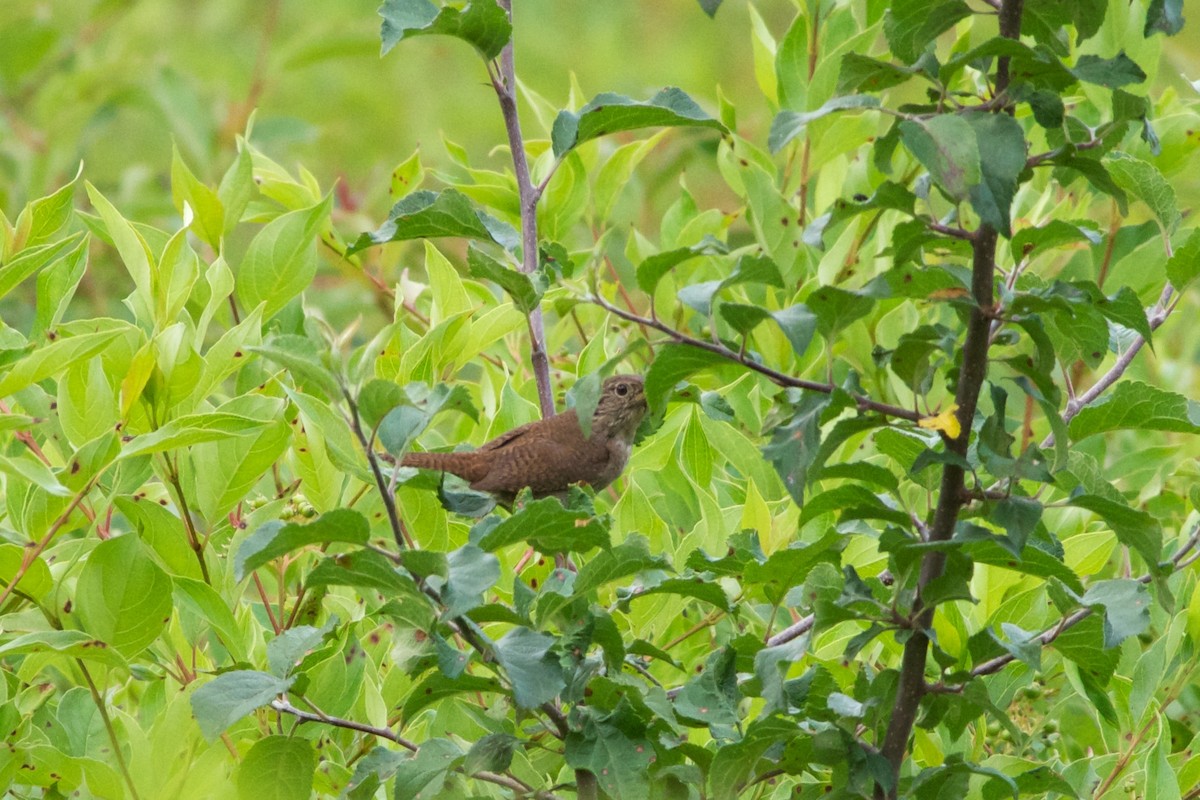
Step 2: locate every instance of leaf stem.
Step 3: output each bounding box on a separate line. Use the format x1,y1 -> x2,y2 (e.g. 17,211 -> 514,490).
79,660 -> 142,800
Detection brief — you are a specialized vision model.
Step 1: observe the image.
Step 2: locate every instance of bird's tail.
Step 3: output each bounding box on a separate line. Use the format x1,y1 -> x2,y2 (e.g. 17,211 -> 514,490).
400,451 -> 488,483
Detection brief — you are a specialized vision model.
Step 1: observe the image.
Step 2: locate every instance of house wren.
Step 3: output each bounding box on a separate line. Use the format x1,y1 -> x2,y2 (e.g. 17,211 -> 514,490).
401,375 -> 647,504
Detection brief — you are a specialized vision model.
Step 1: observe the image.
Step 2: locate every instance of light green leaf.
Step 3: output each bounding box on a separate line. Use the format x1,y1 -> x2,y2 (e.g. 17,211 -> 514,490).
884,0 -> 972,63
1068,494 -> 1162,568
0,327 -> 126,399
1165,227 -> 1200,290
768,95 -> 880,153
0,629 -> 128,669
76,534 -> 173,656
0,233 -> 85,301
1103,151 -> 1180,234
236,192 -> 333,321
236,736 -> 315,800
393,738 -> 464,800
120,412 -> 267,459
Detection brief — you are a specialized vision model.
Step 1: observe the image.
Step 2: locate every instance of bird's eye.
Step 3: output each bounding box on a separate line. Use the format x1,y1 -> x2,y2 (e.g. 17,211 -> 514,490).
615,383 -> 628,396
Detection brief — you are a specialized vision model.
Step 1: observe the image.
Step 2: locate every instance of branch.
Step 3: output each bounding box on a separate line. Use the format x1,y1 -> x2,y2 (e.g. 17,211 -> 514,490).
271,699 -> 562,799
766,614 -> 815,647
491,0 -> 554,418
589,292 -> 921,423
344,391 -> 410,551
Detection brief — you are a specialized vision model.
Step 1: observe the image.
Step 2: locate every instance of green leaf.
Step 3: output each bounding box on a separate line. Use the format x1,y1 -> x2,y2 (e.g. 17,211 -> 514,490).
393,738 -> 464,800
120,412 -> 268,459
347,189 -> 517,255
1071,53 -> 1147,88
0,327 -> 125,399
807,285 -> 874,340
763,392 -> 831,506
617,572 -> 732,612
1095,285 -> 1152,342
1145,0 -> 1185,36
463,733 -> 518,776
1068,380 -> 1200,439
76,534 -> 172,657
378,382 -> 477,457
379,0 -> 511,60
1082,579 -> 1151,647
1052,614 -> 1120,686
1165,228 -> 1200,291
236,735 -> 314,800
493,627 -> 565,708
236,193 -> 333,321
235,509 -> 371,580
644,344 -> 731,413
0,630 -> 127,669
962,112 -> 1027,237
173,577 -> 248,662
477,496 -> 610,554
574,534 -> 670,595
171,145 -> 225,251
401,673 -> 503,722
551,87 -> 726,158
0,233 -> 86,301
768,95 -> 880,153
744,533 -> 839,605
466,244 -> 545,314
635,235 -> 728,294
719,303 -> 817,359
1068,494 -> 1162,568
441,543 -> 500,618
900,115 -> 981,201
677,253 -> 783,316
1102,152 -> 1180,234
674,647 -> 739,725
266,623 -> 334,677
190,670 -> 294,740
306,549 -> 421,596
564,709 -> 654,800
838,54 -> 918,93
884,0 -> 972,64
252,335 -> 342,399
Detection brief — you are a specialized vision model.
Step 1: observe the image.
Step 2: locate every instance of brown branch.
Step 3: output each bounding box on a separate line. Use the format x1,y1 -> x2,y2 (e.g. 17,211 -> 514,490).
589,292 -> 921,423
490,0 -> 554,418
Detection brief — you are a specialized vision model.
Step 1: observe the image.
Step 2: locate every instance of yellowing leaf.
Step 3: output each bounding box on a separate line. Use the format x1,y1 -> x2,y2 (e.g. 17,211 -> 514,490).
918,404 -> 961,440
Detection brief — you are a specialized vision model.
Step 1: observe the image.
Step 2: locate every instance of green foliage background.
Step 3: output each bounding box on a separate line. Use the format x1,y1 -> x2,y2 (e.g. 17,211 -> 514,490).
4,1 -> 1200,799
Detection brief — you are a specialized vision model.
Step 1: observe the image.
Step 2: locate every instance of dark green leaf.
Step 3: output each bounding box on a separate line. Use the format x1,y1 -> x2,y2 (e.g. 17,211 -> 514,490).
463,733 -> 518,776
677,253 -> 783,316
235,509 -> 370,581
575,534 -> 670,595
838,54 -> 917,93
644,344 -> 732,413
962,112 -> 1027,237
1082,579 -> 1151,647
493,627 -> 565,708
477,495 -> 610,554
466,244 -> 546,314
440,543 -> 500,618
674,647 -> 739,725
1102,152 -> 1179,233
392,738 -> 463,800
1068,380 -> 1200,440
884,0 -> 972,64
379,0 -> 511,60
617,572 -> 732,612
635,235 -> 728,294
1145,0 -> 1185,35
551,87 -> 726,158
807,285 -> 874,339
401,673 -> 502,722
900,115 -> 981,201
1052,614 -> 1120,686
1071,53 -> 1147,88
347,189 -> 517,255
1166,227 -> 1200,290
564,707 -> 653,800
762,392 -> 831,506
266,622 -> 334,677
745,533 -> 839,605
190,670 -> 293,740
306,550 -> 420,596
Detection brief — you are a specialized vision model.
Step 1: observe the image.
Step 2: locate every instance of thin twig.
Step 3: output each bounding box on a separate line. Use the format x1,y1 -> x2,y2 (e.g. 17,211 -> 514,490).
589,292 -> 922,422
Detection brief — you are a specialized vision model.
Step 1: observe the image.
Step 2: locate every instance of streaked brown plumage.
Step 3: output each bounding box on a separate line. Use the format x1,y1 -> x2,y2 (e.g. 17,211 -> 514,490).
401,375 -> 647,504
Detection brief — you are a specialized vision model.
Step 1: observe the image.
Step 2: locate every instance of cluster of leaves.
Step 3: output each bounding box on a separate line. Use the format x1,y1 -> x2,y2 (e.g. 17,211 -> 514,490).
3,1 -> 1200,800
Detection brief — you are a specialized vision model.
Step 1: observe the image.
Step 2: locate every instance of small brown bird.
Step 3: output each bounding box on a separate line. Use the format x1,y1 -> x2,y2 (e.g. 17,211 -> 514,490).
401,375 -> 647,504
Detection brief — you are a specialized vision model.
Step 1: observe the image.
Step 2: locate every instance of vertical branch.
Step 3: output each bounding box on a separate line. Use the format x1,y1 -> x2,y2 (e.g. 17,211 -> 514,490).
877,3 -> 1022,793
491,0 -> 555,419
